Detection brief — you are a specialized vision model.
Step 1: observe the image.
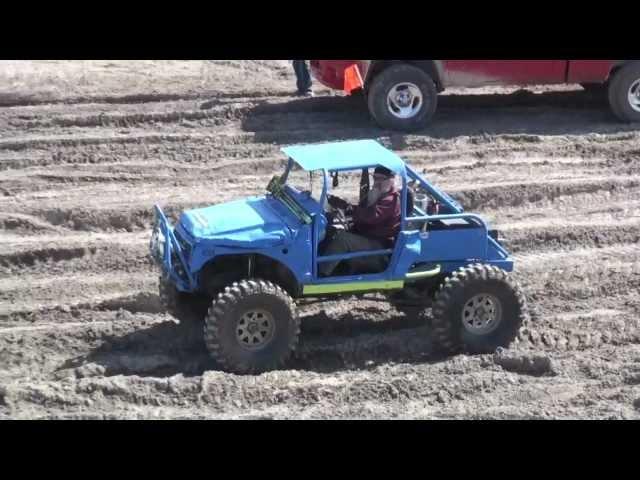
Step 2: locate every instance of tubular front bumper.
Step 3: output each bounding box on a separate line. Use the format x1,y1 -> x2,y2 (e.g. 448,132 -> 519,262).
149,204 -> 192,292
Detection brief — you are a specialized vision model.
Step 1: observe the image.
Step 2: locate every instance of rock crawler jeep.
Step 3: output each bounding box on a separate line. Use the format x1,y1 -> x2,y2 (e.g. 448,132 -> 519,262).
150,140 -> 528,374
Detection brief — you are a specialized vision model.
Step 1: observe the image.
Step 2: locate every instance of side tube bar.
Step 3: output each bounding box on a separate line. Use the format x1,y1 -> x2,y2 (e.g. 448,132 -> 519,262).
488,236 -> 510,259
406,165 -> 464,213
317,249 -> 393,264
408,213 -> 488,232
410,213 -> 489,260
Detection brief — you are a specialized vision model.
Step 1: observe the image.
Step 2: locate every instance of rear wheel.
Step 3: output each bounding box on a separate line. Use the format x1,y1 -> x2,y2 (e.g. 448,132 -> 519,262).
367,64 -> 438,131
607,62 -> 640,122
204,279 -> 300,374
431,264 -> 527,354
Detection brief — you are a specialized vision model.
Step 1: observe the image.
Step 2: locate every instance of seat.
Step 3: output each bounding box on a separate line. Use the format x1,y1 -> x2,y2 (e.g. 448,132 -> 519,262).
406,187 -> 415,217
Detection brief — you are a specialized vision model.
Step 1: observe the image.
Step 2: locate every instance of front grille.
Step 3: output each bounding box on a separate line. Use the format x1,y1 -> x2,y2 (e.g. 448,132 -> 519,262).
174,229 -> 192,263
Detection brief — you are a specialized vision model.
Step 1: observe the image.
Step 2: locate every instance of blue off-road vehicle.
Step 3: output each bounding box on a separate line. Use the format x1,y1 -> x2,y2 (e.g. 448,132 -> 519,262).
150,140 -> 528,373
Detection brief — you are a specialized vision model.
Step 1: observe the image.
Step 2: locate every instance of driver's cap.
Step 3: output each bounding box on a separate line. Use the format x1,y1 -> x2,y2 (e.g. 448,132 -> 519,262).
373,166 -> 394,178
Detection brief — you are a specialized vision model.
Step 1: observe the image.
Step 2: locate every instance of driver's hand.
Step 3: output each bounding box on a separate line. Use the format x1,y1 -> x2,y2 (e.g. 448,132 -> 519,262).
328,195 -> 349,210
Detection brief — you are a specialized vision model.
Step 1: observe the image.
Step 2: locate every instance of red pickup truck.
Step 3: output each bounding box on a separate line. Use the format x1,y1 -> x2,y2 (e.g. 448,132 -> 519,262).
310,60 -> 640,131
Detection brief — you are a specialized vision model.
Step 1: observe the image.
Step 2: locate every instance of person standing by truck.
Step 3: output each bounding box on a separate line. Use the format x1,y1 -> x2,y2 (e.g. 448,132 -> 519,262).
292,60 -> 313,97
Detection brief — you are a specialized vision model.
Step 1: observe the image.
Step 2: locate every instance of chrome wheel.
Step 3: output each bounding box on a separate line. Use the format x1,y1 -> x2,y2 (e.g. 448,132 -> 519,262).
387,82 -> 423,119
461,294 -> 502,335
628,79 -> 640,113
236,309 -> 275,350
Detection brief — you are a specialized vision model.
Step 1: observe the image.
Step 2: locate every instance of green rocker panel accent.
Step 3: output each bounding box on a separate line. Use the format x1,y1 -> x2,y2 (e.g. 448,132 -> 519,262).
303,280 -> 404,295
405,264 -> 441,280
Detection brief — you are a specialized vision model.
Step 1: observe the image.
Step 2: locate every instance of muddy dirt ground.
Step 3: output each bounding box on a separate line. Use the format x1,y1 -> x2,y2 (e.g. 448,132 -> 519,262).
0,60 -> 639,419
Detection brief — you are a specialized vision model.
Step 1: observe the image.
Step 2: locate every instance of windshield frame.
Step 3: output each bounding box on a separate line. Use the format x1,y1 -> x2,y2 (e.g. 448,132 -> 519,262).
280,157 -> 329,209
265,158 -> 328,224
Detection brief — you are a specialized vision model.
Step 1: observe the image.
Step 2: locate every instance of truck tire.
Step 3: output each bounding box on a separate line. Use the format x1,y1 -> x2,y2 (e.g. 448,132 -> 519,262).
367,64 -> 438,131
607,62 -> 640,122
204,279 -> 300,374
158,274 -> 209,324
431,264 -> 527,355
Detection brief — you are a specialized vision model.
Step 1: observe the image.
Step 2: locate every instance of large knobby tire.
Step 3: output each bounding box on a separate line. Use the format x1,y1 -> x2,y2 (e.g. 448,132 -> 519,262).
607,62 -> 640,122
204,279 -> 300,374
367,64 -> 438,131
158,275 -> 209,324
431,264 -> 527,355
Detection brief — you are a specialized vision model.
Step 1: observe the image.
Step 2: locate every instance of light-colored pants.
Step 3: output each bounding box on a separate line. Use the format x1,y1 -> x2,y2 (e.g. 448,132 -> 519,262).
319,231 -> 387,277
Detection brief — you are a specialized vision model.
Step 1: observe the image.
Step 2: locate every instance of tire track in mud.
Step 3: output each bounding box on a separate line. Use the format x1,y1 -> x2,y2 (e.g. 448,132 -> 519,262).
517,314 -> 640,354
0,90 -> 295,108
0,243 -> 152,278
15,104 -> 255,130
4,340 -> 638,419
502,222 -> 640,253
0,131 -> 240,153
511,242 -> 640,354
4,97 -> 637,148
6,150 -> 640,219
513,243 -> 640,269
10,104 -> 367,132
448,177 -> 640,211
0,299 -> 435,394
2,120 -> 637,176
7,193 -> 638,240
0,246 -> 92,270
6,150 -> 638,196
0,143 -> 284,171
0,127 -> 382,160
0,213 -> 65,234
0,160 -> 291,197
0,270 -> 156,319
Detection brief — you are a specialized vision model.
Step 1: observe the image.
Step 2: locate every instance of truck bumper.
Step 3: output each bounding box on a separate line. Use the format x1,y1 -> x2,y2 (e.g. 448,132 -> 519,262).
310,60 -> 369,92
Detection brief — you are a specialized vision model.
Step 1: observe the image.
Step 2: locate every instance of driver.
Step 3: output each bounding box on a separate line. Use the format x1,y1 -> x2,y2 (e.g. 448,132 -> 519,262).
319,166 -> 401,277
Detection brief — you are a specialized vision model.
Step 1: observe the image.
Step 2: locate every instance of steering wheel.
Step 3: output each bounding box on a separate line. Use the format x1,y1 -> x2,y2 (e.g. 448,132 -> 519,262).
326,203 -> 350,230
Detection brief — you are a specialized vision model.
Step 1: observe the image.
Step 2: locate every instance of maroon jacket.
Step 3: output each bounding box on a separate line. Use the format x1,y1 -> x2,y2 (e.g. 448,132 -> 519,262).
352,187 -> 401,244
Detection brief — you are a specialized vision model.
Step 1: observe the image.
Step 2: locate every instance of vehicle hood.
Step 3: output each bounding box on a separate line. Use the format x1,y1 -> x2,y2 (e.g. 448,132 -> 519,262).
179,197 -> 292,248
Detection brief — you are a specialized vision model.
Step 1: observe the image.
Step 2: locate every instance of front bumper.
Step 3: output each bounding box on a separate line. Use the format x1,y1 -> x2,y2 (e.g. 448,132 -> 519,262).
150,205 -> 193,292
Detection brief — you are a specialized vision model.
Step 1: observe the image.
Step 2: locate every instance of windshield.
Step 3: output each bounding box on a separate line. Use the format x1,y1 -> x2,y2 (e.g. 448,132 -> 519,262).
285,164 -> 325,205
266,162 -> 327,224
266,173 -> 313,224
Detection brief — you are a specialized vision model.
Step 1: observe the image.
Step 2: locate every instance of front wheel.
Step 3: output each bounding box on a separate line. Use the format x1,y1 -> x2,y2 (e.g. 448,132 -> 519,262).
431,264 -> 527,354
367,64 -> 438,131
607,62 -> 640,122
204,279 -> 300,374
